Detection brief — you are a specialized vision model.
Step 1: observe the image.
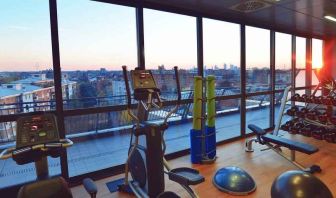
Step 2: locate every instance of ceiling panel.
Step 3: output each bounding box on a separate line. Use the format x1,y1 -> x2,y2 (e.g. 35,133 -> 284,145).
142,0 -> 336,38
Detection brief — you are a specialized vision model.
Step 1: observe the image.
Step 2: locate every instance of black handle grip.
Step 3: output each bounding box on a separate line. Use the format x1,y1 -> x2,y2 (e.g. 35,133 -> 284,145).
122,66 -> 132,108
174,66 -> 181,103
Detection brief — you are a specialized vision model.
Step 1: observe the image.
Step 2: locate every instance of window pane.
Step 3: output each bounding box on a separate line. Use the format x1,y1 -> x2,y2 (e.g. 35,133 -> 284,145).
275,33 -> 292,90
246,26 -> 270,93
203,19 -> 240,96
246,94 -> 271,133
312,39 -> 323,86
0,0 -> 59,188
65,103 -> 194,176
216,99 -> 241,140
295,37 -> 306,87
57,1 -> 137,110
144,9 -> 197,92
0,0 -> 55,115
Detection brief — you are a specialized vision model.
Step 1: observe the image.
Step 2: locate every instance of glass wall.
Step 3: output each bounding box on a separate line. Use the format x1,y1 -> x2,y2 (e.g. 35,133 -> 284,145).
57,0 -> 137,176
0,0 -> 326,188
246,26 -> 270,93
203,18 -> 241,139
58,0 -> 137,110
295,37 -> 306,88
144,9 -> 197,94
275,33 -> 292,90
0,0 -> 60,188
312,39 -> 323,86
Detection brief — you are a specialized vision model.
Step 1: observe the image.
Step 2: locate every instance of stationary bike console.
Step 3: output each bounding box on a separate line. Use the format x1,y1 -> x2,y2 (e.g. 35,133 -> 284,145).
16,114 -> 60,148
0,113 -> 73,165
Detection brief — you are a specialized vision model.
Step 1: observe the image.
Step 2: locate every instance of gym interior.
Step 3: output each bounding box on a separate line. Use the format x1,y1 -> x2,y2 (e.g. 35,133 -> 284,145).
1,0 -> 336,197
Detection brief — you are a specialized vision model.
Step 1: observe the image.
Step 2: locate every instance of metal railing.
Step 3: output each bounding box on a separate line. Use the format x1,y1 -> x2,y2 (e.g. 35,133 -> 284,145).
0,87 -> 286,146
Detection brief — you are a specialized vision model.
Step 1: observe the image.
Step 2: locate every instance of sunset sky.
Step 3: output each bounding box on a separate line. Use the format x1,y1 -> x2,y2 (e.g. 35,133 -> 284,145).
0,0 -> 323,72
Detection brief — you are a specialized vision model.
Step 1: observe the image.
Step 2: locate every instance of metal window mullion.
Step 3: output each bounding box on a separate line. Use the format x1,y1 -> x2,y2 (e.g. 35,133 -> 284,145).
291,36 -> 296,106
270,31 -> 275,128
240,25 -> 246,136
49,0 -> 69,179
136,6 -> 145,69
197,16 -> 203,77
306,38 -> 312,95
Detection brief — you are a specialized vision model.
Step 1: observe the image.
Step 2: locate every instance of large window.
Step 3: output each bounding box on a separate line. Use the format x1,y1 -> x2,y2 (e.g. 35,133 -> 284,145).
295,37 -> 306,88
203,19 -> 240,96
57,0 -> 137,176
58,0 -> 137,110
312,39 -> 323,86
144,9 -> 197,93
246,95 -> 271,134
0,0 -> 59,188
246,26 -> 270,93
275,33 -> 292,90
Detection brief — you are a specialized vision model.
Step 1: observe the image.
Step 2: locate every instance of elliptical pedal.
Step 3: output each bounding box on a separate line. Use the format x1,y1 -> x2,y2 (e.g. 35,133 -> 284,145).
168,167 -> 205,186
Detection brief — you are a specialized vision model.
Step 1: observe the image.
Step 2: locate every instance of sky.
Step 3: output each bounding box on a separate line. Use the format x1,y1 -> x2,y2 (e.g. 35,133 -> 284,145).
0,0 -> 324,72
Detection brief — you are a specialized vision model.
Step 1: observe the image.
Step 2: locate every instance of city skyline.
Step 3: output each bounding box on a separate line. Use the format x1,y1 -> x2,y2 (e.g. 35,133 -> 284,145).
0,0 -> 323,72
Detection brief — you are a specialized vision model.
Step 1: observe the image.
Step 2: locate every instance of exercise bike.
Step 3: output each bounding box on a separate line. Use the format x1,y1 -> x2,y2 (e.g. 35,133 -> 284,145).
118,66 -> 204,198
0,112 -> 97,198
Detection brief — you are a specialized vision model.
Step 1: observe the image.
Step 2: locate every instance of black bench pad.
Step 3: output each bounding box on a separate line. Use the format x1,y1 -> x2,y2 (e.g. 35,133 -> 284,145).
262,134 -> 318,155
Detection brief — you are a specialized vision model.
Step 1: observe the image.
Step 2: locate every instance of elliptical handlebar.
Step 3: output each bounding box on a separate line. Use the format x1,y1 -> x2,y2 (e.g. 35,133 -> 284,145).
122,65 -> 132,109
174,66 -> 181,104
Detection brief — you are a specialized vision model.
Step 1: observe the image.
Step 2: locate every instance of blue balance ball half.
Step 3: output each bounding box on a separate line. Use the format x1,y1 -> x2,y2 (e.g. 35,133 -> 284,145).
213,166 -> 256,195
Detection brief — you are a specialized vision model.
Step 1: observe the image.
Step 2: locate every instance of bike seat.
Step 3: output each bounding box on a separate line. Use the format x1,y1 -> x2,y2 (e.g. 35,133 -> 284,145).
168,167 -> 205,186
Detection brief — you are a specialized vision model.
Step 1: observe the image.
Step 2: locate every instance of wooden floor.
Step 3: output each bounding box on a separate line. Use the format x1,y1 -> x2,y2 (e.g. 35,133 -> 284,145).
71,133 -> 336,197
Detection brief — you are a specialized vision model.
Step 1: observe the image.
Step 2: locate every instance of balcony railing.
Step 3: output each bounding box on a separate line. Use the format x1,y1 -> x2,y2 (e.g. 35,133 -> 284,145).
0,87 -> 285,147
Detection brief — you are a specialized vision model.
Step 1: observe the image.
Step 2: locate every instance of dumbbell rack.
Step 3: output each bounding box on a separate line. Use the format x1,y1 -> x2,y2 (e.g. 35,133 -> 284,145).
281,80 -> 336,143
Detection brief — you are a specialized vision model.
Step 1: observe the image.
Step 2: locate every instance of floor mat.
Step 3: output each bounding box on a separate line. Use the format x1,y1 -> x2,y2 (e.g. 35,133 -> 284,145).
106,178 -> 133,194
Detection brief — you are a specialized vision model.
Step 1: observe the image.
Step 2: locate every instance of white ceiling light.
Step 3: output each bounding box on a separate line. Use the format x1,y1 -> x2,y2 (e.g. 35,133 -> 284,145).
325,15 -> 336,22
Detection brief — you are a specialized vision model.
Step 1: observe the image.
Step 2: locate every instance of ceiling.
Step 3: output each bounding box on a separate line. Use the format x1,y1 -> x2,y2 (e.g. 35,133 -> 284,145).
140,0 -> 336,39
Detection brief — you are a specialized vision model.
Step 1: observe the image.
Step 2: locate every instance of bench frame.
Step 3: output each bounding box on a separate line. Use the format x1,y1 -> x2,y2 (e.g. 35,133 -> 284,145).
245,137 -> 321,173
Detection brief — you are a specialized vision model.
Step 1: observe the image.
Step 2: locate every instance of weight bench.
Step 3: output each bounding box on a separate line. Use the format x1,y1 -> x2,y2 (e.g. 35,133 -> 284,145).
245,124 -> 321,174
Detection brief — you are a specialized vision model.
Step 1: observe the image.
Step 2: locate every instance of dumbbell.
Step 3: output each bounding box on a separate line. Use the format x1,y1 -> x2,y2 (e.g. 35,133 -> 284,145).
280,122 -> 291,131
312,96 -> 323,104
306,110 -> 321,120
296,108 -> 309,118
329,117 -> 336,125
286,106 -> 299,116
322,96 -> 333,105
289,122 -> 305,134
324,129 -> 336,143
312,127 -> 327,140
332,97 -> 336,106
300,94 -> 309,103
291,94 -> 301,101
299,124 -> 315,137
318,113 -> 328,124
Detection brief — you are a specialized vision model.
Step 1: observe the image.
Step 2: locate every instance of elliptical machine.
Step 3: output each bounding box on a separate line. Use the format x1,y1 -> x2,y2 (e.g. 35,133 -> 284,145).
0,112 -> 97,198
118,66 -> 204,198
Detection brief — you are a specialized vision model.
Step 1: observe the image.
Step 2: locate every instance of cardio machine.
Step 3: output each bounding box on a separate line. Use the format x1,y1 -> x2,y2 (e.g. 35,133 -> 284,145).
0,113 -> 97,198
118,66 -> 204,198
